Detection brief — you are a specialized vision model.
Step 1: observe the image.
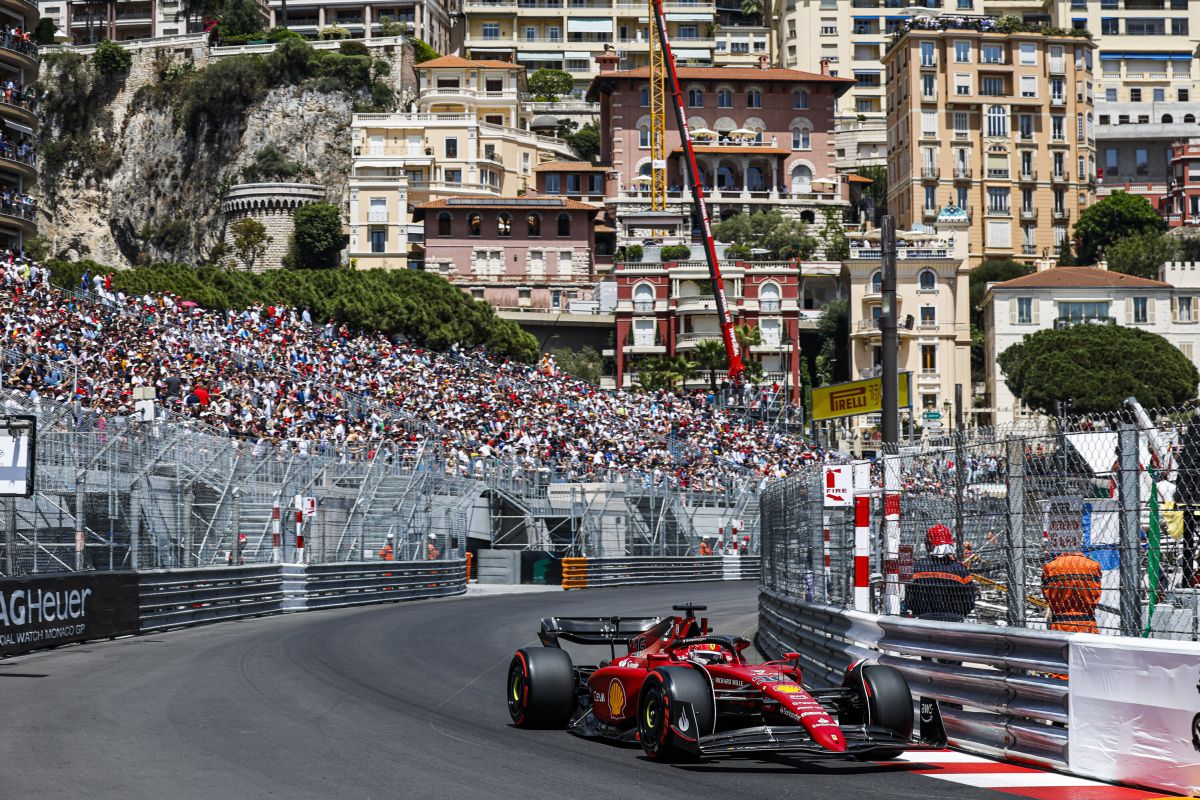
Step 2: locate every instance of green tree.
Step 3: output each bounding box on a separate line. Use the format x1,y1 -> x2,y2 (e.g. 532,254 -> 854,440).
288,202 -> 343,268
527,68 -> 574,101
715,209 -> 815,260
968,258 -> 1033,382
733,323 -> 761,368
693,338 -> 728,393
997,324 -> 1199,415
318,25 -> 351,39
820,207 -> 848,261
22,234 -> 51,263
565,121 -> 600,161
32,18 -> 58,45
1105,230 -> 1180,280
377,15 -> 408,36
549,346 -> 602,383
815,297 -> 848,385
409,37 -> 439,64
1073,191 -> 1165,265
242,144 -> 305,182
740,0 -> 764,21
92,40 -> 132,76
218,0 -> 264,36
857,164 -> 888,213
230,217 -> 272,272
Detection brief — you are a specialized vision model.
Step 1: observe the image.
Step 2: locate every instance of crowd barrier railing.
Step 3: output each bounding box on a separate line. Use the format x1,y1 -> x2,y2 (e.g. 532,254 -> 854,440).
561,555 -> 759,589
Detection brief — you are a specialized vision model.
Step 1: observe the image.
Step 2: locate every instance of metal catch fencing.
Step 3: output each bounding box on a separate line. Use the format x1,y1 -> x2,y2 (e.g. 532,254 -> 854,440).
761,403 -> 1200,642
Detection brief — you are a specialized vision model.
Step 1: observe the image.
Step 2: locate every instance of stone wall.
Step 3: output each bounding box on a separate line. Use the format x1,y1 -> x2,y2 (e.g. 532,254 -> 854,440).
222,183 -> 325,271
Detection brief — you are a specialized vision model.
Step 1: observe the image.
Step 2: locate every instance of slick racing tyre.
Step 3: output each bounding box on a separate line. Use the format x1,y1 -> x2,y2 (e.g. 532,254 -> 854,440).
637,666 -> 715,763
507,647 -> 575,729
845,661 -> 914,760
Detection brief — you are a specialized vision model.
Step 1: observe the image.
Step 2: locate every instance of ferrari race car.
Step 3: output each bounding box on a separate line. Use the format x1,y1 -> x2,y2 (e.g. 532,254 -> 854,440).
506,604 -> 946,762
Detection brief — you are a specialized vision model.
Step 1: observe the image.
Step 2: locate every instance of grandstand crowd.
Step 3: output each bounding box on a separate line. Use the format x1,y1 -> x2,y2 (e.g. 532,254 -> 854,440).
0,257 -> 830,490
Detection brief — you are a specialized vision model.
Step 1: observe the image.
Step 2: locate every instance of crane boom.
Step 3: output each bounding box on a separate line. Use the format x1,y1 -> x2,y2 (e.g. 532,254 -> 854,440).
647,0 -> 745,381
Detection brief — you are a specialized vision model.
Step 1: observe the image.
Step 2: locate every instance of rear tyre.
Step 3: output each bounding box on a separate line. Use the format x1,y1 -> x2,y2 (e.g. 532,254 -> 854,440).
637,666 -> 714,763
845,661 -> 914,760
507,647 -> 575,729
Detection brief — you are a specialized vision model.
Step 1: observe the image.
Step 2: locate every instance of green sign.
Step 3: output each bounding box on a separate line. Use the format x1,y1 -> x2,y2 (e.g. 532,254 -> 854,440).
922,411 -> 942,421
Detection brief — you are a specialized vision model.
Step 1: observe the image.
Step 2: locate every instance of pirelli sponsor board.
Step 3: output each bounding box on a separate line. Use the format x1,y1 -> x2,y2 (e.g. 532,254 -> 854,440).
0,572 -> 140,656
811,373 -> 912,422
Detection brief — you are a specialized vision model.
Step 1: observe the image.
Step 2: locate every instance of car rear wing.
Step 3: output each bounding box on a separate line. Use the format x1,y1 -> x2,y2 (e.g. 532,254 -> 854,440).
539,616 -> 665,648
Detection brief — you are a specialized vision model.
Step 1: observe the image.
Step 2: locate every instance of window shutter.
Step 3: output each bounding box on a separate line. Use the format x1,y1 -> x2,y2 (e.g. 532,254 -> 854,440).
1125,297 -> 1133,324
1009,298 -> 1017,325
1172,296 -> 1178,322
1032,299 -> 1040,324
1149,297 -> 1157,323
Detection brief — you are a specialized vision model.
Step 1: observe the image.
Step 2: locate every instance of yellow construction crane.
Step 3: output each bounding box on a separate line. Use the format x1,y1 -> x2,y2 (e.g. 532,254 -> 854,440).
647,0 -> 668,211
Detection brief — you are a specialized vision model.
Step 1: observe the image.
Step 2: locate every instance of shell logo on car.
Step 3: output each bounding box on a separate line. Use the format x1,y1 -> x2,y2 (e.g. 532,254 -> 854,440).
608,678 -> 627,718
776,685 -> 803,694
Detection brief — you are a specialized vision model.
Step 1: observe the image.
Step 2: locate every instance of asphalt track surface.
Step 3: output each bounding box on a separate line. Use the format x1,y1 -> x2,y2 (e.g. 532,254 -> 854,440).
1,581 -> 1013,800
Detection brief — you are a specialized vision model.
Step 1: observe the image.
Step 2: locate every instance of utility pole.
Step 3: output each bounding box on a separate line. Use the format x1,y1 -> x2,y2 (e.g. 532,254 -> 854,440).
880,215 -> 899,445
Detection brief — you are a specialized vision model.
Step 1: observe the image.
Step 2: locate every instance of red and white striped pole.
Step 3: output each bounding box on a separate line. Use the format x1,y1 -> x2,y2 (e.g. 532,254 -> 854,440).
822,518 -> 831,598
294,510 -> 305,564
271,503 -> 282,563
882,454 -> 902,615
853,493 -> 870,611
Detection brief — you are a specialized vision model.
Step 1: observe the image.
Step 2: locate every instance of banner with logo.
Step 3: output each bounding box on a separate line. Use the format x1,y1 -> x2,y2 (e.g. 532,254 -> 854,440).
811,373 -> 912,422
1069,634 -> 1200,796
0,572 -> 141,657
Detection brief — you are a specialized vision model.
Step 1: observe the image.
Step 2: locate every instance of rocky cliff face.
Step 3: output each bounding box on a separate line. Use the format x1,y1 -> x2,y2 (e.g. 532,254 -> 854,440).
36,39 -> 413,268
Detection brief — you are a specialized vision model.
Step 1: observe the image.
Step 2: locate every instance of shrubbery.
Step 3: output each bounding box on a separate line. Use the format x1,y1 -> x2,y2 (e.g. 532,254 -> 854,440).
92,40 -> 132,75
47,262 -> 539,361
659,245 -> 691,261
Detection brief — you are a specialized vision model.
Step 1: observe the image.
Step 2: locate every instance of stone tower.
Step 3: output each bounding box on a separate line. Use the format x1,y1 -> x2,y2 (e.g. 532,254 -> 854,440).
222,183 -> 326,271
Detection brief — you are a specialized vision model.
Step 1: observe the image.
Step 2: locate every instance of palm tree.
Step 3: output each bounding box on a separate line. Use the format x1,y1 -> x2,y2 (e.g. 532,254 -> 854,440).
734,323 -> 761,360
693,339 -> 728,393
740,0 -> 764,24
666,354 -> 699,389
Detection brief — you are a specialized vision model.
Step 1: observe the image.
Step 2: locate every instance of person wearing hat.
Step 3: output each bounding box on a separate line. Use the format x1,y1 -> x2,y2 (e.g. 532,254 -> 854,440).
426,533 -> 441,561
906,524 -> 976,622
378,533 -> 395,561
698,536 -> 713,557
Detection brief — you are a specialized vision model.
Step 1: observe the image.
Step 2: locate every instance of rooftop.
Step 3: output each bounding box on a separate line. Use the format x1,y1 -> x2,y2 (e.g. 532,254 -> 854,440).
416,195 -> 600,210
533,161 -> 611,173
416,55 -> 524,71
588,65 -> 854,100
993,266 -> 1171,291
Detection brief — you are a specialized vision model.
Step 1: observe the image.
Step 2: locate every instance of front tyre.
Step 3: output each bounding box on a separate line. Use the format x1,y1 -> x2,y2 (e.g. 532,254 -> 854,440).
637,666 -> 714,762
845,661 -> 914,760
507,647 -> 575,729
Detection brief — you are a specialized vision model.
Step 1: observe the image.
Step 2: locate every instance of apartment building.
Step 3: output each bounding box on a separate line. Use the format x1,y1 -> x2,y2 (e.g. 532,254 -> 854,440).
883,17 -> 1096,264
347,55 -> 577,269
587,50 -> 853,250
980,261 -> 1200,425
461,0 -> 721,89
845,208 -> 973,431
40,0 -> 268,42
0,0 -> 37,251
416,195 -> 601,311
265,0 -> 456,51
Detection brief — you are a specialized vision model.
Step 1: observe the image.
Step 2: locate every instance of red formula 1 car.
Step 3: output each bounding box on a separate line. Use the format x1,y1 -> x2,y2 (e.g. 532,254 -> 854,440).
506,604 -> 946,762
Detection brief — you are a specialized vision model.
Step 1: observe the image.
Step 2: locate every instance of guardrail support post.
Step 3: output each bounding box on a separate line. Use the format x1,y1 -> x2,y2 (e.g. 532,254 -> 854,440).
75,473 -> 85,571
811,509 -> 826,603
1005,436 -> 1026,627
4,496 -> 14,576
853,493 -> 870,611
1117,422 -> 1142,637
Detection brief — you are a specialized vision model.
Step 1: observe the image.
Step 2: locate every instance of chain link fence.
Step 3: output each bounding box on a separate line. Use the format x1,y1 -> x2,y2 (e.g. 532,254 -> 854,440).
762,404 -> 1200,642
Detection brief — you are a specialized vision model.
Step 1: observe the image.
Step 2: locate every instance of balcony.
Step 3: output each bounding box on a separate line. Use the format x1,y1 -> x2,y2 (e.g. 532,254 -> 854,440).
860,366 -> 882,379
921,166 -> 940,180
1022,244 -> 1038,254
857,319 -> 881,333
1052,207 -> 1069,220
676,331 -> 722,347
1018,168 -> 1037,182
1053,316 -> 1116,329
633,300 -> 655,313
1051,170 -> 1069,183
1020,207 -> 1037,221
675,295 -> 719,313
986,168 -> 1010,180
953,166 -> 972,180
759,299 -> 781,312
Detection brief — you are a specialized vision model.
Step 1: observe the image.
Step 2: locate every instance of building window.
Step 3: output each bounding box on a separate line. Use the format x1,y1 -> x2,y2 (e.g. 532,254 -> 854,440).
545,174 -> 560,193
954,40 -> 970,63
1181,88 -> 1190,102
640,87 -> 649,106
1019,42 -> 1036,65
1105,87 -> 1117,102
589,174 -> 604,194
556,213 -> 571,237
981,76 -> 1004,96
1020,75 -> 1037,98
482,22 -> 500,39
918,269 -> 937,291
793,89 -> 809,109
870,270 -> 882,294
920,41 -> 935,66
1105,148 -> 1118,176
1130,87 -> 1142,103
1179,296 -> 1194,322
497,212 -> 512,237
747,89 -> 763,108
920,344 -> 937,373
1059,301 -> 1110,323
988,187 -> 1010,213
982,44 -> 1003,64
920,306 -> 936,326
1133,296 -> 1149,324
986,105 -> 1007,137
527,213 -> 541,237
467,213 -> 482,236
639,126 -> 650,148
1136,148 -> 1149,176
1101,17 -> 1119,34
924,185 -> 936,210
717,88 -> 733,108
1017,297 -> 1033,324
437,212 -> 452,236
791,126 -> 810,149
445,138 -> 458,158
688,88 -> 703,107
1174,17 -> 1189,35
369,228 -> 387,253
1154,87 -> 1166,102
1051,115 -> 1064,141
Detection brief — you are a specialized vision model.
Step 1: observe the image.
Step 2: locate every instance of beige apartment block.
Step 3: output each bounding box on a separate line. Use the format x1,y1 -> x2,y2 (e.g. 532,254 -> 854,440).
347,55 -> 576,269
845,209 -> 974,435
883,19 -> 1096,264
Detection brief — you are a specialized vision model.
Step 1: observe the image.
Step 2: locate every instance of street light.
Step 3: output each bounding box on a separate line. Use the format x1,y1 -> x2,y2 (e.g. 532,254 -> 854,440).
780,334 -> 793,426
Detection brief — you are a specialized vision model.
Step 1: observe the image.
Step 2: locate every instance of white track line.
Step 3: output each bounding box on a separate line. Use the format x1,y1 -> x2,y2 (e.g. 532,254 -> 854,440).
932,773 -> 1109,788
895,750 -> 992,764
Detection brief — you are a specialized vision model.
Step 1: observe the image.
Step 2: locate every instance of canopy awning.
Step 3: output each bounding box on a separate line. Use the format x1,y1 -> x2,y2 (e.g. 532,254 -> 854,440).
673,49 -> 710,59
4,120 -> 32,136
515,52 -> 561,60
667,12 -> 710,21
565,51 -> 591,59
567,18 -> 612,32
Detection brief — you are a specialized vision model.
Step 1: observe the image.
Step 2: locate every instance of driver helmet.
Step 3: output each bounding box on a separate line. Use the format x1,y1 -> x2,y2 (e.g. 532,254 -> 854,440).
926,524 -> 955,557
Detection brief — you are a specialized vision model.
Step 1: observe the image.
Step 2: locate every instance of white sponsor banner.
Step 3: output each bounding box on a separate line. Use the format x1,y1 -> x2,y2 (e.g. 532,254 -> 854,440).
1069,634 -> 1200,796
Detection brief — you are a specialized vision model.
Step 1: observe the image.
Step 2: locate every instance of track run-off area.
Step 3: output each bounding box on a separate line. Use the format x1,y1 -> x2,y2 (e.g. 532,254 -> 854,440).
0,581 -> 1183,800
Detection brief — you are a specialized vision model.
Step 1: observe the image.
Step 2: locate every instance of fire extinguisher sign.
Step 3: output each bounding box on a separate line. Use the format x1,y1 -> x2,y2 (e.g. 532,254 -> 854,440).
823,465 -> 853,507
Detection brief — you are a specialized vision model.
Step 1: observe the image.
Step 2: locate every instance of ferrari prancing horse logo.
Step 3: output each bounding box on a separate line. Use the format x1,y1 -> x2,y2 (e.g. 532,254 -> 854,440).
608,678 -> 627,718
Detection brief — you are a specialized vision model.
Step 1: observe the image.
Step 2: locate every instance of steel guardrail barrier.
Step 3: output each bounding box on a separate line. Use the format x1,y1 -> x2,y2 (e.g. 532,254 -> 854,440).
139,565 -> 286,632
757,589 -> 1070,770
295,560 -> 468,609
561,556 -> 760,589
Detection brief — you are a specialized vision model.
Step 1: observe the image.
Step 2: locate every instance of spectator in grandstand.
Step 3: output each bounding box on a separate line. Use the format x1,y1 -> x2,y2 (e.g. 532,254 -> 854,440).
905,524 -> 977,622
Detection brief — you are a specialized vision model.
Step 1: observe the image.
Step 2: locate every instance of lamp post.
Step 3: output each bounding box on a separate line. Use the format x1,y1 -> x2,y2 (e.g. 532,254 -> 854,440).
780,334 -> 793,427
